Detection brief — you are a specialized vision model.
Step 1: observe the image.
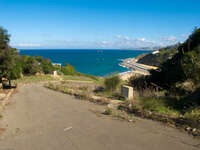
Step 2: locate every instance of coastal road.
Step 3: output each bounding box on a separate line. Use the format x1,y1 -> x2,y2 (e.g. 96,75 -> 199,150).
127,61 -> 150,74
0,83 -> 199,150
121,61 -> 153,75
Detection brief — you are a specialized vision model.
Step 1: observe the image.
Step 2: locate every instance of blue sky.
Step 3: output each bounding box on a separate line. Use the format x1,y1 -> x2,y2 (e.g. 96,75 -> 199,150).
1,0 -> 200,49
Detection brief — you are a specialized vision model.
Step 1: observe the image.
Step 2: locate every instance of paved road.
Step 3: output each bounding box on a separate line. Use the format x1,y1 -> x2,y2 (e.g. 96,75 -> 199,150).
0,83 -> 199,150
127,62 -> 150,74
120,62 -> 150,75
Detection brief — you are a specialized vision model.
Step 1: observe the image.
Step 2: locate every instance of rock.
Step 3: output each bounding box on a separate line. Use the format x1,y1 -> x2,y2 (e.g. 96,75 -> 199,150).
128,104 -> 132,110
192,128 -> 197,132
110,100 -> 123,104
91,96 -> 102,100
64,127 -> 72,132
107,104 -> 114,109
90,96 -> 109,105
0,93 -> 6,100
186,127 -> 191,131
107,100 -> 123,109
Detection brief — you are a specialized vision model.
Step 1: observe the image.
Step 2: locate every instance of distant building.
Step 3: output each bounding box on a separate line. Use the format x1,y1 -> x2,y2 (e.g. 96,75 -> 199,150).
152,50 -> 159,55
53,63 -> 62,68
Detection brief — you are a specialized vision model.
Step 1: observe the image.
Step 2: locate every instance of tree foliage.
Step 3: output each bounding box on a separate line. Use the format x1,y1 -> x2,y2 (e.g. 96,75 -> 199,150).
61,64 -> 76,75
0,48 -> 22,81
0,27 -> 22,84
0,26 -> 56,85
0,27 -> 10,49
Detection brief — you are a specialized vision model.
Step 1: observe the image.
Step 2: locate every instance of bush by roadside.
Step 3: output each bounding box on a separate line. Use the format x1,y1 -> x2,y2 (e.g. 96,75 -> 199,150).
104,75 -> 121,92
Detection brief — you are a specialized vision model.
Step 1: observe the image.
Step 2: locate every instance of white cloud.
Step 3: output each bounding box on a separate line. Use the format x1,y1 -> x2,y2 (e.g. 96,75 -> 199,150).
160,36 -> 177,42
101,41 -> 109,44
137,38 -> 145,41
11,43 -> 41,47
113,35 -> 160,49
98,41 -> 110,48
124,36 -> 131,41
159,35 -> 181,46
116,35 -> 122,39
116,35 -> 131,41
10,34 -> 180,49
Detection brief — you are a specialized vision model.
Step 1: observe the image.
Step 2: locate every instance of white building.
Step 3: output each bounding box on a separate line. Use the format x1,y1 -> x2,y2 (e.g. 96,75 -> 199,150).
152,50 -> 159,55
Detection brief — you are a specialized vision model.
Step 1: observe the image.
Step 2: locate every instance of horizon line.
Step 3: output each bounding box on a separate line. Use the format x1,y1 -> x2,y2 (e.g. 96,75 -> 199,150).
18,48 -> 154,51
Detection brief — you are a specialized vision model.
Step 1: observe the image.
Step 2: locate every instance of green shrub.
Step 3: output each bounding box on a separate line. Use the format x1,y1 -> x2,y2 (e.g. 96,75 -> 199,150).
184,108 -> 200,121
104,107 -> 112,115
181,46 -> 200,83
140,97 -> 179,116
104,75 -> 121,92
61,64 -> 77,75
35,56 -> 54,74
19,56 -> 42,75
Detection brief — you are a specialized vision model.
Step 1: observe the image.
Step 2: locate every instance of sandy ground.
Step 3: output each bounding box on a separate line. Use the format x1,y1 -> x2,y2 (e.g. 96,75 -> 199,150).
0,83 -> 199,150
120,71 -> 144,80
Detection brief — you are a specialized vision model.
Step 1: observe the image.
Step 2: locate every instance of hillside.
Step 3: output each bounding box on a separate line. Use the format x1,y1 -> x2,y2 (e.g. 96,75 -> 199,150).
150,28 -> 200,88
136,45 -> 179,67
128,28 -> 200,133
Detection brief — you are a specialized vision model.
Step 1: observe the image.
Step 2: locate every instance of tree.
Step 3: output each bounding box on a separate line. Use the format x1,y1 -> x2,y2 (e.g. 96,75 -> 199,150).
0,27 -> 21,87
0,48 -> 22,86
35,56 -> 54,74
0,27 -> 10,50
20,56 -> 41,75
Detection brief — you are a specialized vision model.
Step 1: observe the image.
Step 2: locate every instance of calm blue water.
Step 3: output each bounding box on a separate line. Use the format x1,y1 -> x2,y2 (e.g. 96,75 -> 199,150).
19,49 -> 151,76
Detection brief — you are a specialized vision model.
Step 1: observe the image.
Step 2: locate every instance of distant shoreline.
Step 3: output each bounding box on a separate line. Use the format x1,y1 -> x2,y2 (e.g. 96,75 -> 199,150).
118,52 -> 158,80
19,49 -> 153,51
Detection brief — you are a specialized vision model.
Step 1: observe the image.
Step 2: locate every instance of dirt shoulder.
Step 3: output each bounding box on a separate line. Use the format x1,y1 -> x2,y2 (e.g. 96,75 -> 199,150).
0,83 -> 199,150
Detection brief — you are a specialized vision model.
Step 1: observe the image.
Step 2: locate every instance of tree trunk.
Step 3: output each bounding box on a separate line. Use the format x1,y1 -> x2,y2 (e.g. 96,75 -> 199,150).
9,79 -> 11,87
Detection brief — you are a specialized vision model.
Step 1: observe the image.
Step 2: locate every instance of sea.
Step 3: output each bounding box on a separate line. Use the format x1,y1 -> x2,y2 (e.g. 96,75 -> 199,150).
19,49 -> 151,76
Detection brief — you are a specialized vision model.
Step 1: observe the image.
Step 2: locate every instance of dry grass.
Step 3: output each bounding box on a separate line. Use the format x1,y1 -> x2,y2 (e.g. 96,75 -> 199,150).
45,81 -> 110,105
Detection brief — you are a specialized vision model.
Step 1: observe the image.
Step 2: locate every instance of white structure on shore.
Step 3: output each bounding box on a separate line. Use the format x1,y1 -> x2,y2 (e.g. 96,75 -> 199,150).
53,63 -> 62,68
152,50 -> 159,55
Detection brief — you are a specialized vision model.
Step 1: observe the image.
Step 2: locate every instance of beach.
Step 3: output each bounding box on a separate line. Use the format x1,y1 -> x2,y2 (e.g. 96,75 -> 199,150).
119,57 -> 158,80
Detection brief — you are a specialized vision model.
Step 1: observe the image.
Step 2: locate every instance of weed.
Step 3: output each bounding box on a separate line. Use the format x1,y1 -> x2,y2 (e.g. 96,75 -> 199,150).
103,107 -> 112,115
113,113 -> 126,119
184,108 -> 200,121
63,88 -> 73,94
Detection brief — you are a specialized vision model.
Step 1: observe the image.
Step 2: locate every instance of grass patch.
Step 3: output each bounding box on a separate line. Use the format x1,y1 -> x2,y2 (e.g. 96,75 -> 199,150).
13,74 -> 103,85
139,97 -> 180,117
45,81 -> 96,101
112,112 -> 126,119
62,75 -> 104,85
103,107 -> 112,115
0,114 -> 3,118
62,75 -> 92,82
184,108 -> 200,122
14,75 -> 58,84
95,90 -> 125,101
